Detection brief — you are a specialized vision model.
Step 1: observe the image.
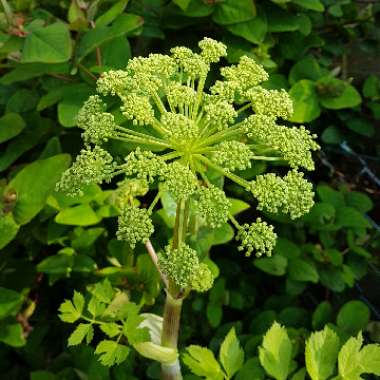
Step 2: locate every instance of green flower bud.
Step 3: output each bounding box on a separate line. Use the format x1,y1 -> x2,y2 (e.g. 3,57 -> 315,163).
191,263 -> 214,292
194,185 -> 231,228
204,97 -> 237,130
283,170 -> 314,219
115,178 -> 149,207
251,173 -> 287,214
121,94 -> 155,126
210,80 -> 238,103
158,243 -> 200,288
166,82 -> 196,108
77,95 -> 117,144
162,161 -> 198,200
236,218 -> 277,257
124,148 -> 167,183
198,37 -> 227,63
97,70 -> 130,96
221,56 -> 268,91
161,112 -> 199,143
211,141 -> 253,171
56,146 -> 115,196
117,206 -> 154,248
171,47 -> 208,79
246,87 -> 293,119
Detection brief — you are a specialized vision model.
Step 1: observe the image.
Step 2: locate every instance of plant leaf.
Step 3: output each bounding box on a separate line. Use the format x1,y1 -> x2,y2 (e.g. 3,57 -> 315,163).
219,327 -> 244,378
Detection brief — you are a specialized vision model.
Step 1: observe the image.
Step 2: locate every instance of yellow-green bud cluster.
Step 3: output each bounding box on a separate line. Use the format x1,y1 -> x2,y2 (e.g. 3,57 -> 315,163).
251,170 -> 314,219
121,94 -> 155,126
199,37 -> 227,63
114,178 -> 149,207
221,56 -> 268,91
158,243 -> 213,291
97,70 -> 130,96
194,185 -> 231,228
116,206 -> 154,248
161,112 -> 199,143
166,83 -> 196,109
210,80 -> 237,103
162,161 -> 198,200
244,116 -> 319,170
246,87 -> 293,119
236,218 -> 277,257
124,148 -> 166,183
191,263 -> 214,292
204,97 -> 237,130
170,47 -> 208,79
211,140 -> 253,171
56,146 -> 114,196
77,95 -> 117,144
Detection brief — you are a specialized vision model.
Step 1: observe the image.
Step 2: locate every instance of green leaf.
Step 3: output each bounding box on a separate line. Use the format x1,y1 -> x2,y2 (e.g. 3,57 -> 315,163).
291,368 -> 306,380
0,113 -> 25,143
305,326 -> 340,380
363,74 -> 379,99
337,300 -> 370,336
317,185 -> 345,208
37,253 -> 72,275
95,340 -> 130,366
229,198 -> 250,216
359,344 -> 380,376
213,0 -> 256,25
345,191 -> 373,213
288,258 -> 319,283
0,214 -> 19,250
254,255 -> 288,276
321,126 -> 343,145
346,118 -> 375,137
335,207 -> 371,229
338,333 -> 364,379
289,57 -> 323,85
6,154 -> 71,225
6,89 -> 39,113
22,22 -> 72,63
219,328 -> 244,378
226,12 -> 267,44
0,287 -> 23,319
96,0 -> 130,27
292,0 -> 324,11
123,303 -> 150,345
212,223 -> 234,245
0,322 -> 26,347
183,345 -> 224,379
236,357 -> 265,380
274,238 -> 300,260
89,279 -> 115,304
59,300 -> 82,323
266,4 -> 300,32
68,323 -> 94,346
289,80 -> 321,123
76,14 -> 143,63
55,204 -> 102,226
30,370 -> 57,380
100,322 -> 121,338
259,322 -> 293,380
173,0 -> 191,11
317,77 -> 362,110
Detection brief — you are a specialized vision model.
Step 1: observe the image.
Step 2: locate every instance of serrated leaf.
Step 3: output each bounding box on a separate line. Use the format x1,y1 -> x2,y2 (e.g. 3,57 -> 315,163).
338,333 -> 363,379
59,299 -> 82,323
359,344 -> 380,375
259,322 -> 293,380
68,323 -> 93,346
87,296 -> 106,318
89,279 -> 115,304
123,303 -> 150,345
95,340 -> 130,366
305,326 -> 340,380
100,323 -> 121,338
219,327 -> 244,378
183,345 -> 224,379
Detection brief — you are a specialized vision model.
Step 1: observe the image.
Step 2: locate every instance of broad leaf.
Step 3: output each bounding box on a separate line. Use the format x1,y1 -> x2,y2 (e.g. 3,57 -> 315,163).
259,322 -> 293,380
183,345 -> 224,379
6,154 -> 71,225
22,22 -> 72,63
219,328 -> 244,378
305,326 -> 340,380
0,287 -> 23,319
288,258 -> 319,283
0,214 -> 19,250
337,301 -> 370,336
95,340 -> 130,366
0,113 -> 25,143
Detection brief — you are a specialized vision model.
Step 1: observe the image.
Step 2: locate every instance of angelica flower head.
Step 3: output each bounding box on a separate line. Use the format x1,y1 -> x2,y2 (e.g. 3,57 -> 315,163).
57,37 -> 319,264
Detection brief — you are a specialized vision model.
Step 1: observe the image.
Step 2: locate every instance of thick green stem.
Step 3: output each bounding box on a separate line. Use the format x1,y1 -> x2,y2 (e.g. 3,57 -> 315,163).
161,293 -> 183,380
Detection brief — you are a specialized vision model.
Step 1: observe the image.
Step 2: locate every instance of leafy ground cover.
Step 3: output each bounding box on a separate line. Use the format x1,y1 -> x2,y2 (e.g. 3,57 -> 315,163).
0,1 -> 379,379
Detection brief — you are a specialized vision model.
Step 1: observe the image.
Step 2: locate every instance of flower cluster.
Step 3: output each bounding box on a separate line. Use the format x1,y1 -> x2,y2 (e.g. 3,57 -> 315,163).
116,206 -> 154,248
251,170 -> 314,219
158,243 -> 213,292
57,37 -> 319,279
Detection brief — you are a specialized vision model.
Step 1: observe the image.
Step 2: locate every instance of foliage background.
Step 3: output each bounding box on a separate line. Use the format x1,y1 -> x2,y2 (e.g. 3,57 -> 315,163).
0,0 -> 379,379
